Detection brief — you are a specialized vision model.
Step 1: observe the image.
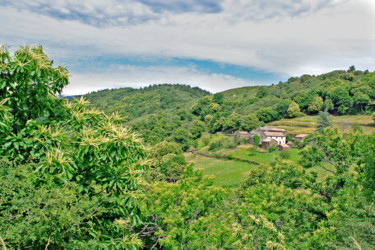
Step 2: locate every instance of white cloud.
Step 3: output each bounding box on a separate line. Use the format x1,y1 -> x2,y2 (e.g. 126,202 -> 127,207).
64,65 -> 254,95
1,0 -> 375,94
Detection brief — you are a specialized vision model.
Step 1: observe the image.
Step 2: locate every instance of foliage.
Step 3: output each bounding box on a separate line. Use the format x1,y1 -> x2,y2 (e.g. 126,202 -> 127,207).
308,96 -> 324,113
322,98 -> 334,111
316,109 -> 331,133
190,120 -> 206,139
141,173 -> 285,249
148,141 -> 189,183
208,136 -> 235,151
256,86 -> 269,98
253,134 -> 261,145
3,45 -> 375,249
172,127 -> 193,151
0,46 -> 148,248
0,160 -> 99,248
257,107 -> 278,123
0,45 -> 69,134
222,112 -> 241,132
241,114 -> 263,131
268,145 -> 277,152
287,101 -> 300,118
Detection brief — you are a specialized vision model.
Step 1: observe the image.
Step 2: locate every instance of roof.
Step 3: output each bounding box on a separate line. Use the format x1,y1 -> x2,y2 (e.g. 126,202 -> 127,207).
261,138 -> 277,143
278,144 -> 290,148
268,128 -> 286,132
296,134 -> 309,138
264,131 -> 286,137
236,131 -> 249,135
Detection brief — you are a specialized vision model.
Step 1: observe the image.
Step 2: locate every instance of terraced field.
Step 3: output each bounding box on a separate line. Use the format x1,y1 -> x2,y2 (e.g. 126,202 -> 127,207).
268,114 -> 375,135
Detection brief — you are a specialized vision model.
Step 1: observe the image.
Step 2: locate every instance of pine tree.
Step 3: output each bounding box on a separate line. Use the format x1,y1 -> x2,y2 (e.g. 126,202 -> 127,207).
316,108 -> 331,133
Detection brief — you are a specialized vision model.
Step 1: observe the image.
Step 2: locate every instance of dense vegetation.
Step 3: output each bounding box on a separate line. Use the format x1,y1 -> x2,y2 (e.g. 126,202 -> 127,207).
84,66 -> 375,150
1,45 -> 375,249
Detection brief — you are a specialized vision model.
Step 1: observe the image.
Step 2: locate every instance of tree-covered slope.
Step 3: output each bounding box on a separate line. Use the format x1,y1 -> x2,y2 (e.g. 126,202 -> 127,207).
83,67 -> 375,148
84,84 -> 210,120
218,69 -> 375,117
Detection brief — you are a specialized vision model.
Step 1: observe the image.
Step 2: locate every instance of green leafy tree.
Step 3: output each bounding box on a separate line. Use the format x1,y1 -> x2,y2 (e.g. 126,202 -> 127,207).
252,134 -> 260,145
294,90 -> 317,111
0,45 -> 69,134
0,46 -> 148,248
190,120 -> 206,139
275,99 -> 292,118
287,101 -> 300,118
148,141 -> 189,182
328,86 -> 352,111
353,92 -> 371,111
347,65 -> 356,73
256,107 -> 277,123
308,96 -> 323,113
212,92 -> 224,105
240,114 -> 263,131
256,87 -> 269,98
172,127 -> 193,151
222,112 -> 241,132
322,98 -> 334,112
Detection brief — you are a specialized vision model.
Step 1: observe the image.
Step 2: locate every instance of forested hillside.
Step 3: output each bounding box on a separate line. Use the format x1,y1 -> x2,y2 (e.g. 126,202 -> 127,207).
85,84 -> 210,120
84,67 -> 375,148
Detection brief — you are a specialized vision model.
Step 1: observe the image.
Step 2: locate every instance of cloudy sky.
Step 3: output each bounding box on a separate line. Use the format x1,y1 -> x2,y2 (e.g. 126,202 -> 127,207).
1,0 -> 375,95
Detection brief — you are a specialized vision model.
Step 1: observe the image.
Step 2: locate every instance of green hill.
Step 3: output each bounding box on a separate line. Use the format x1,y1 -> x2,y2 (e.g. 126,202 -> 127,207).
85,84 -> 210,120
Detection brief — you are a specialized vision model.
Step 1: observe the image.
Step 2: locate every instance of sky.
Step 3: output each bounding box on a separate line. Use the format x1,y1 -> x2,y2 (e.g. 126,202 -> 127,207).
1,0 -> 375,95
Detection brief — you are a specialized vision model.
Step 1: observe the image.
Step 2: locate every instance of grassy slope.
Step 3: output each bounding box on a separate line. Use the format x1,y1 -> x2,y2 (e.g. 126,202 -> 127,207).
268,114 -> 375,134
185,153 -> 257,187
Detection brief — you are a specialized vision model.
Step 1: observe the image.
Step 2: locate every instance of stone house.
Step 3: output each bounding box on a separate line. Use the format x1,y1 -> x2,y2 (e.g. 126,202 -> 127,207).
261,138 -> 278,150
249,127 -> 287,146
295,134 -> 309,143
277,144 -> 291,151
234,131 -> 250,142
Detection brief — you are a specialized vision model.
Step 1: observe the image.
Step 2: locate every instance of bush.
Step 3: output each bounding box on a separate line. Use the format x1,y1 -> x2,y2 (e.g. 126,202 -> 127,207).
279,150 -> 291,159
253,134 -> 261,145
208,137 -> 235,151
269,145 -> 277,153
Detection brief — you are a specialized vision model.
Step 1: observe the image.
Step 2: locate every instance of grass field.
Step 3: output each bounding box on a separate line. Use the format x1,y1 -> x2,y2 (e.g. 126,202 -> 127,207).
187,145 -> 333,186
185,153 -> 258,187
268,114 -> 375,135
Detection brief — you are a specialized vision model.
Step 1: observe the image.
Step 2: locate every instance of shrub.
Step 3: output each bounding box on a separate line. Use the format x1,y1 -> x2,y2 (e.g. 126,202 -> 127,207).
269,145 -> 277,153
253,134 -> 261,145
279,150 -> 291,159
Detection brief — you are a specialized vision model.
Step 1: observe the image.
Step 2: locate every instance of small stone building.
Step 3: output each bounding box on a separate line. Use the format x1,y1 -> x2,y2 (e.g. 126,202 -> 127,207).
277,143 -> 291,151
261,138 -> 278,150
295,134 -> 309,143
234,131 -> 250,142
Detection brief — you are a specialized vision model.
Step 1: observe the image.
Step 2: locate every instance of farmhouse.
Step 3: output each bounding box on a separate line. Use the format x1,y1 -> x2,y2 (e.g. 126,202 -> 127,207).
249,127 -> 287,146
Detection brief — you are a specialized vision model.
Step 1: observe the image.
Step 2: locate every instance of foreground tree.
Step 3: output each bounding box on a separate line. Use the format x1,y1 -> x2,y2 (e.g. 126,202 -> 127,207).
0,45 -> 148,248
0,45 -> 69,134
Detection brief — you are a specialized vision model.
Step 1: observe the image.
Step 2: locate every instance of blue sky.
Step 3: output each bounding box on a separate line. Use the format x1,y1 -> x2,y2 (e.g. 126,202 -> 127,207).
1,0 -> 375,95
